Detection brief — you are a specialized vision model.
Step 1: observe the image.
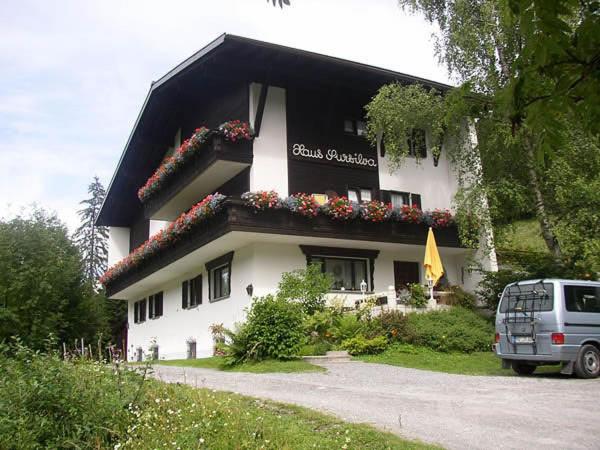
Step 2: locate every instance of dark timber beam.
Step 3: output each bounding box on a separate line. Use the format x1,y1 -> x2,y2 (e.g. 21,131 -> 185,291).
253,83 -> 268,137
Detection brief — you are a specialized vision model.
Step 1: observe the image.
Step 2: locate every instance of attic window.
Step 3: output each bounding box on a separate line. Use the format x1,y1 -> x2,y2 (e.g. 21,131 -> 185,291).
344,120 -> 366,136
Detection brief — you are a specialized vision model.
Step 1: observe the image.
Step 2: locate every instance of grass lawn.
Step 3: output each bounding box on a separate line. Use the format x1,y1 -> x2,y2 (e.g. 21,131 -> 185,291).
129,380 -> 439,449
154,356 -> 326,373
358,344 -> 562,376
496,219 -> 549,253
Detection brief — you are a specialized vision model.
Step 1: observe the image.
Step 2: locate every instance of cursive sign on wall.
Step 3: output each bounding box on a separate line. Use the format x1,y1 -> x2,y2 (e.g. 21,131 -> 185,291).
291,143 -> 377,169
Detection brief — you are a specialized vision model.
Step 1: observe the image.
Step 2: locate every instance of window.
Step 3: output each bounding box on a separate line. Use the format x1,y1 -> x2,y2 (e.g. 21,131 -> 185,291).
300,246 -> 380,293
134,299 -> 146,324
565,285 -> 600,313
389,191 -> 422,209
206,252 -> 234,302
148,291 -> 163,319
312,256 -> 369,292
182,275 -> 203,309
344,119 -> 366,136
499,283 -> 554,313
347,188 -> 373,203
407,128 -> 427,158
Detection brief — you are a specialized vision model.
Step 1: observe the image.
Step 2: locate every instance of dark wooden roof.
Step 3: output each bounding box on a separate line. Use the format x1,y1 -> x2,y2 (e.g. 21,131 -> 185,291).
96,34 -> 452,226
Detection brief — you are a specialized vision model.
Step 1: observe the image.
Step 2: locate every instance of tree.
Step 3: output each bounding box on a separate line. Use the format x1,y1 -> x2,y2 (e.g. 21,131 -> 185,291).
74,176 -> 108,283
277,264 -> 333,315
0,209 -> 107,349
366,0 -> 599,269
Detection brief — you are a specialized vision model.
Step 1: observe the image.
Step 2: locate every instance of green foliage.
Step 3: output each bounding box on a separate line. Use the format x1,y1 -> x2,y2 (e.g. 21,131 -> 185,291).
277,263 -> 332,315
0,345 -> 430,449
371,309 -> 410,342
409,283 -> 428,308
298,341 -> 332,356
224,295 -> 305,363
446,285 -> 476,309
73,176 -> 108,282
341,335 -> 388,355
0,209 -> 108,350
404,308 -> 493,353
0,343 -> 142,449
365,83 -> 446,168
158,357 -> 324,373
331,313 -> 364,342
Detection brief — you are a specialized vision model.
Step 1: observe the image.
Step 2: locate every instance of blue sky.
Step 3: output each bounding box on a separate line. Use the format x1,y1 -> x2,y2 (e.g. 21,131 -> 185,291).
0,0 -> 449,232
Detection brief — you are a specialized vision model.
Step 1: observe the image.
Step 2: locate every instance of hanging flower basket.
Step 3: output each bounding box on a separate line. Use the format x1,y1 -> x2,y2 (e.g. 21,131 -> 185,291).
424,208 -> 454,228
241,190 -> 282,211
393,204 -> 423,224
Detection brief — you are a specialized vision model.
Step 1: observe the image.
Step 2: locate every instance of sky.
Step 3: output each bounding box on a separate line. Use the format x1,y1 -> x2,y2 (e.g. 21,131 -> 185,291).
0,0 -> 450,232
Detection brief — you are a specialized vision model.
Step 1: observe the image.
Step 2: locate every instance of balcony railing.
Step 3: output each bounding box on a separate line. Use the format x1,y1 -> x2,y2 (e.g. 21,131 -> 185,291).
105,199 -> 462,297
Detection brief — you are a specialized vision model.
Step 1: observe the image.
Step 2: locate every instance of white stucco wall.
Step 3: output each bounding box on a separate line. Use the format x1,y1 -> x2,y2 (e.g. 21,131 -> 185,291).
149,220 -> 170,236
377,137 -> 458,211
126,240 -> 477,360
108,227 -> 130,267
249,83 -> 288,195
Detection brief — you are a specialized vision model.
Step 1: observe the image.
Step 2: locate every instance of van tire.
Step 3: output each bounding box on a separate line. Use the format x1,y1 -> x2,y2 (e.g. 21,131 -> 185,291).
574,345 -> 600,379
511,362 -> 536,375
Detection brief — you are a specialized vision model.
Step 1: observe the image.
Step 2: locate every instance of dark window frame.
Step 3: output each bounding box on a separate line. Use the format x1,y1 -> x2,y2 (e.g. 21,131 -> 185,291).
299,246 -> 379,293
387,190 -> 422,209
347,187 -> 374,204
343,119 -> 367,137
149,291 -> 163,319
312,256 -> 370,292
206,252 -> 234,302
564,285 -> 600,313
182,275 -> 203,309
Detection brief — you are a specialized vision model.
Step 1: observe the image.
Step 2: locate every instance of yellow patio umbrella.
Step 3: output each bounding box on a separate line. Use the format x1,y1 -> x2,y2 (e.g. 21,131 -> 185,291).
424,227 -> 444,285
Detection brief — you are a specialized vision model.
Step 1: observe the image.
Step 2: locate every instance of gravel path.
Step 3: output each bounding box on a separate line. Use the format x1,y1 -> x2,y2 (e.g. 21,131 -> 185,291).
153,361 -> 600,450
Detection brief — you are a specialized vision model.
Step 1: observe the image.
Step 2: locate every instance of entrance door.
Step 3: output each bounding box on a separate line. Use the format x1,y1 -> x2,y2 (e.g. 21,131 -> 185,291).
394,261 -> 420,292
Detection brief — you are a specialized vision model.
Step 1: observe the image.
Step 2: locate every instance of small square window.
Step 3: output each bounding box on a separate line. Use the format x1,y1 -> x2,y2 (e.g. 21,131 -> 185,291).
355,121 -> 366,136
360,189 -> 372,202
206,252 -> 234,302
344,120 -> 355,133
347,189 -> 359,203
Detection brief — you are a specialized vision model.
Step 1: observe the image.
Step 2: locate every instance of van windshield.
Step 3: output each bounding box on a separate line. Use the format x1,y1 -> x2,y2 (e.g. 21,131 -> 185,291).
564,285 -> 600,313
499,282 -> 554,313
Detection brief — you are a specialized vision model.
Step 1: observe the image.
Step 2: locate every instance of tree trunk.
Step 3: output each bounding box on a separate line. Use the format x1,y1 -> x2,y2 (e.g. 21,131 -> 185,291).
524,136 -> 562,260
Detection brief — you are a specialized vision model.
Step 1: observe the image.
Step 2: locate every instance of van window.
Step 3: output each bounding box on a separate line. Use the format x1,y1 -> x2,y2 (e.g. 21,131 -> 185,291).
565,285 -> 600,313
499,283 -> 554,313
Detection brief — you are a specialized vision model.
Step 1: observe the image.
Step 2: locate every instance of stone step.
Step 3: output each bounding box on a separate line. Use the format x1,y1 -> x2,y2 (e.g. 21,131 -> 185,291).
302,350 -> 352,363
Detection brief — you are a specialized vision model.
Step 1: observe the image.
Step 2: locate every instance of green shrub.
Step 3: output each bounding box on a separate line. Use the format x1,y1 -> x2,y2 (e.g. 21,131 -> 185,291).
341,335 -> 388,355
447,285 -> 477,309
477,268 -> 527,311
298,341 -> 332,356
372,309 -> 411,342
224,295 -> 305,363
409,283 -> 428,308
277,263 -> 333,315
0,343 -> 142,449
404,307 -> 493,353
331,313 -> 363,342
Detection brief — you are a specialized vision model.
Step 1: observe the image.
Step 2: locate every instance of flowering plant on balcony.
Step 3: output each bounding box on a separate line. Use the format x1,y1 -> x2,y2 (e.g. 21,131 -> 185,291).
284,193 -> 320,218
218,120 -> 253,142
138,126 -> 210,203
424,208 -> 454,228
321,196 -> 359,221
360,200 -> 392,223
137,121 -> 253,203
241,190 -> 282,211
100,193 -> 226,286
393,204 -> 423,224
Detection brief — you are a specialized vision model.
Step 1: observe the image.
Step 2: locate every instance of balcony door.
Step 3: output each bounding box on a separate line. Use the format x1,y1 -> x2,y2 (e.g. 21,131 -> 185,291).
394,261 -> 420,291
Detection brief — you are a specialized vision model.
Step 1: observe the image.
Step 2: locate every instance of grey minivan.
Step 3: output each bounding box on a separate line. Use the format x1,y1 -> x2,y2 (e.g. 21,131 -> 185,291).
495,279 -> 600,378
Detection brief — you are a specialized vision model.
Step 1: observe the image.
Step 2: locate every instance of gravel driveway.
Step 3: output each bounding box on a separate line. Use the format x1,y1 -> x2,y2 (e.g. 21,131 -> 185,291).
153,361 -> 600,450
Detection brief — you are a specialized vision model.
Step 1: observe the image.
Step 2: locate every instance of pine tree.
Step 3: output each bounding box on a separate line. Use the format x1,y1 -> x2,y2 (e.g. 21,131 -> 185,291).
74,176 -> 108,282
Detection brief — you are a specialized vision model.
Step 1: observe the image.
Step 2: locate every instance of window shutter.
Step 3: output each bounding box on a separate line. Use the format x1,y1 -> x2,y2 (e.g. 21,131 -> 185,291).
194,275 -> 203,305
182,281 -> 188,309
134,301 -> 139,323
156,292 -> 163,317
148,295 -> 154,319
412,194 -> 422,209
140,299 -> 146,322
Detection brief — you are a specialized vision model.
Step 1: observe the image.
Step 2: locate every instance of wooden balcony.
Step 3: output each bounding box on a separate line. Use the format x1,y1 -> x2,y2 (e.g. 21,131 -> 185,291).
143,136 -> 253,220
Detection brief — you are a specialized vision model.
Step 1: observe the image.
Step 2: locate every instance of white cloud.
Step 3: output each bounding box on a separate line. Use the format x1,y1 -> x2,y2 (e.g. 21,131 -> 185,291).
0,0 -> 447,232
